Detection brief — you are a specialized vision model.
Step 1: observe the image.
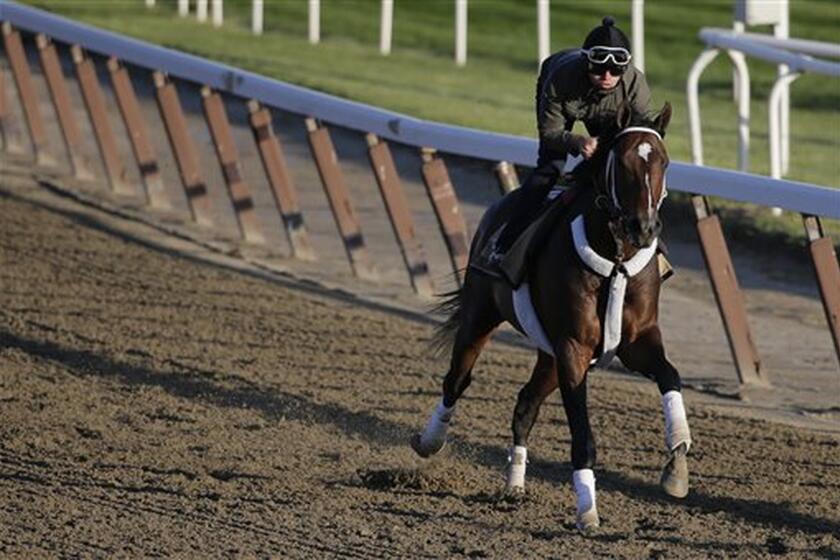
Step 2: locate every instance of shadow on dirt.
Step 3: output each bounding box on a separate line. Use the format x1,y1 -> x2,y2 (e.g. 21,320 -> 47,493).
2,326 -> 838,543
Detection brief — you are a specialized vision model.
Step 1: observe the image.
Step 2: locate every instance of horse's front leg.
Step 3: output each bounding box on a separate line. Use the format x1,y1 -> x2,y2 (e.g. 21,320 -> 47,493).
556,340 -> 599,532
618,326 -> 692,498
506,350 -> 557,493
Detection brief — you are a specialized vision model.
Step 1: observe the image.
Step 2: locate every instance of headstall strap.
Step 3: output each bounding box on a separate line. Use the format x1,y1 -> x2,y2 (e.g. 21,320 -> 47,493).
601,126 -> 665,222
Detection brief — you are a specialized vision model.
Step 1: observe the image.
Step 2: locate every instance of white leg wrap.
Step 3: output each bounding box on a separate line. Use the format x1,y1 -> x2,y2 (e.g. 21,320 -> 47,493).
662,390 -> 692,452
506,446 -> 527,490
419,400 -> 454,450
572,468 -> 597,519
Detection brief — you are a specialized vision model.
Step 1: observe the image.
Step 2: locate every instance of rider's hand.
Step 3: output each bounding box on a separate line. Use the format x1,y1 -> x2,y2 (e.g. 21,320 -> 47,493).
581,137 -> 598,160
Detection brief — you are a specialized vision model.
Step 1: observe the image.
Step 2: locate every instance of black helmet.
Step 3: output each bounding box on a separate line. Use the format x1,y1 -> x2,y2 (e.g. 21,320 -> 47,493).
582,16 -> 631,52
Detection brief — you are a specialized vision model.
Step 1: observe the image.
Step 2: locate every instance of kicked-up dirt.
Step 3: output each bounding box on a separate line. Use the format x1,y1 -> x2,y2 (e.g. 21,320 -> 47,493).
1,175 -> 839,559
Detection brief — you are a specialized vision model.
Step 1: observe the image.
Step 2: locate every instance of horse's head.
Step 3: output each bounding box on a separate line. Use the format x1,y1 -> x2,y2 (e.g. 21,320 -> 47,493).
594,102 -> 671,250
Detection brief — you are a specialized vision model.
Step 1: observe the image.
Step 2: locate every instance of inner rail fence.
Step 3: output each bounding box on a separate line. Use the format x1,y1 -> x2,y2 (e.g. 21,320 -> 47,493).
0,2 -> 837,386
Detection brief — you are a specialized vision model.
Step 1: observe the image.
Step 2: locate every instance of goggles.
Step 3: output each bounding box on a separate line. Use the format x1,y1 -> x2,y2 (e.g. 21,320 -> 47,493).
586,46 -> 632,66
588,62 -> 627,77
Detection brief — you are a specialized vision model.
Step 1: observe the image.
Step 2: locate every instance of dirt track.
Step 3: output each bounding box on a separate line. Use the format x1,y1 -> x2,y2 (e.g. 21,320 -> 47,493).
1,172 -> 839,558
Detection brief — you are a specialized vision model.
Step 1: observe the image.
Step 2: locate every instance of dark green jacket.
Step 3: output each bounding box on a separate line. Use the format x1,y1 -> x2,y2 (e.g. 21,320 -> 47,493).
536,49 -> 653,167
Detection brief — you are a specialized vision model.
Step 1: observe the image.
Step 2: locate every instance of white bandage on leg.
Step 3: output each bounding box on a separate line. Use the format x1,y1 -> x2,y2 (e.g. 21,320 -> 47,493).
506,446 -> 527,490
662,390 -> 692,452
419,399 -> 455,449
572,468 -> 597,517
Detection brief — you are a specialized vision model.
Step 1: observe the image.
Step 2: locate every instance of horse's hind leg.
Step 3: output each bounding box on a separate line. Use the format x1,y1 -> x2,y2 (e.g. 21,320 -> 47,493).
506,351 -> 557,493
619,326 -> 691,498
412,282 -> 502,458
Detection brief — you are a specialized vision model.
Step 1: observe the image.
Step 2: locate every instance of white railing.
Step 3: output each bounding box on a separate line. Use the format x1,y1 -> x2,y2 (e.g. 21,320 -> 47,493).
1,2 -> 838,220
688,27 -> 840,182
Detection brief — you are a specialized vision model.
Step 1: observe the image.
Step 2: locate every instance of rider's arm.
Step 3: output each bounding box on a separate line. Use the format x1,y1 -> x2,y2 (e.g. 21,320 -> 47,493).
539,96 -> 587,157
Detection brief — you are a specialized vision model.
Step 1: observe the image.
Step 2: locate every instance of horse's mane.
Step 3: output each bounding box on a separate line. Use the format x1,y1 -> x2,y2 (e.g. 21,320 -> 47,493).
572,112 -> 663,187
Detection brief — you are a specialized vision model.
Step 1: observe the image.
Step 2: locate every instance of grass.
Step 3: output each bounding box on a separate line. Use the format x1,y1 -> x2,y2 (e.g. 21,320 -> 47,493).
14,0 -> 840,246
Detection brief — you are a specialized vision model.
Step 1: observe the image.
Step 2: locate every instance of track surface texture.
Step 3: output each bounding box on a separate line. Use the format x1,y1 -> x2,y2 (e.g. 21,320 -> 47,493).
2,174 -> 839,558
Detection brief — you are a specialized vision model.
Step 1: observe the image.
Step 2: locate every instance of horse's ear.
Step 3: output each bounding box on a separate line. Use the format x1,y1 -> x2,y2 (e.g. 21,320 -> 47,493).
654,102 -> 672,137
616,102 -> 633,130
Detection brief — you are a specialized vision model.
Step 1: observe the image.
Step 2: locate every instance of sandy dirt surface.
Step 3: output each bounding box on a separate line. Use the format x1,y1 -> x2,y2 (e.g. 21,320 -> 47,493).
2,171 -> 839,559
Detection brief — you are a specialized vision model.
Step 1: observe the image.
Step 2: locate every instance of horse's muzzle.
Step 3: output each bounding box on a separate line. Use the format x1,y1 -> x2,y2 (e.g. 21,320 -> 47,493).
625,214 -> 662,248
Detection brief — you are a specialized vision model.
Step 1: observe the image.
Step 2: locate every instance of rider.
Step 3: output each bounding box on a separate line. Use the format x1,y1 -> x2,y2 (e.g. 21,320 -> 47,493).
494,16 -> 665,283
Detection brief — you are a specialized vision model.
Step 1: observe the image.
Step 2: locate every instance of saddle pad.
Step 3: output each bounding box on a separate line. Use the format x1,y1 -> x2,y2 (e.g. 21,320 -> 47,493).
512,282 -> 553,355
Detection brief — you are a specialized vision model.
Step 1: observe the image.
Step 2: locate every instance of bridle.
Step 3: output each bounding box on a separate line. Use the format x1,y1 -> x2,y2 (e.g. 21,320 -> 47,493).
595,126 -> 667,259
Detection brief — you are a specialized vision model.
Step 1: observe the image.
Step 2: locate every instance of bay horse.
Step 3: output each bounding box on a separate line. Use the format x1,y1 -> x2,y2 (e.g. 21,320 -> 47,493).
411,103 -> 692,532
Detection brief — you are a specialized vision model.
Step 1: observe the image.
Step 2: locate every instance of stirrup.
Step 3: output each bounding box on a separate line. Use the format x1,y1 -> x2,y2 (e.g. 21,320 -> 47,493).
658,253 -> 674,282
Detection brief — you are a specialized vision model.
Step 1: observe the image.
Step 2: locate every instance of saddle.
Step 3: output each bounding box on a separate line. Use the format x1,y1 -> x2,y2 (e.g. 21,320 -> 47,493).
471,182 -> 672,287
472,184 -> 589,286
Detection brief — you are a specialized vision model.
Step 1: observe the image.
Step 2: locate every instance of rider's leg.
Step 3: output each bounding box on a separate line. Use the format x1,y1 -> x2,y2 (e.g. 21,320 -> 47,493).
493,165 -> 559,254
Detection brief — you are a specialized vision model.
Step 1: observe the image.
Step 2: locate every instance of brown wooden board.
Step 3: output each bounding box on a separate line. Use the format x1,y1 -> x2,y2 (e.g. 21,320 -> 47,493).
248,102 -> 314,260
107,57 -> 169,209
201,88 -> 263,243
0,65 -> 8,150
153,72 -> 213,226
696,214 -> 764,386
808,236 -> 840,366
367,135 -> 433,296
36,35 -> 89,178
2,24 -> 49,163
495,160 -> 520,195
421,153 -> 469,286
306,119 -> 376,280
71,46 -> 131,195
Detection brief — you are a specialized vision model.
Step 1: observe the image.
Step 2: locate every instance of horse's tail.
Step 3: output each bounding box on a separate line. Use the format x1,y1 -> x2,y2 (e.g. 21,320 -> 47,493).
429,287 -> 464,357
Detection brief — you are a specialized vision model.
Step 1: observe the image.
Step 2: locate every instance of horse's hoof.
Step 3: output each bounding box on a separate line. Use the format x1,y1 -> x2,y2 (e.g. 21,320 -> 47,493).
504,484 -> 525,496
410,433 -> 445,458
661,443 -> 689,498
576,509 -> 600,535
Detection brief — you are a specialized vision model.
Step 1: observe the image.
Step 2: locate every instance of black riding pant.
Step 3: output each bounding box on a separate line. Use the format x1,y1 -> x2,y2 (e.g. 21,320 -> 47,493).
495,165 -> 559,252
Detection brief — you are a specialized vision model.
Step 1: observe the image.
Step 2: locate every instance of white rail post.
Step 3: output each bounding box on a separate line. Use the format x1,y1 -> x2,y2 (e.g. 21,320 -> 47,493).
775,3 -> 790,175
380,0 -> 393,55
211,0 -> 223,27
631,0 -> 644,72
197,0 -> 208,23
145,0 -> 155,7
769,71 -> 800,215
732,20 -> 744,102
726,50 -> 751,172
455,0 -> 467,66
687,48 -> 721,166
309,0 -> 320,44
252,0 -> 263,35
178,0 -> 189,17
537,0 -> 549,65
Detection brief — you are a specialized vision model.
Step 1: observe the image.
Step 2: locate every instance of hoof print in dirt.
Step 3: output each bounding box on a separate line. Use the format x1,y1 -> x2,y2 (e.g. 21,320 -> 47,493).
358,467 -> 447,493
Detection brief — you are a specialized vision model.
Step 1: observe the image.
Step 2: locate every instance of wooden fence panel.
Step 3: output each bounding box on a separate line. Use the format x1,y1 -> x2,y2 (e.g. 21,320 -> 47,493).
420,149 -> 469,286
248,100 -> 314,260
153,71 -> 214,226
693,195 -> 764,386
366,134 -> 433,296
2,23 -> 50,164
305,118 -> 376,280
201,87 -> 263,243
36,34 -> 89,178
71,45 -> 132,195
107,57 -> 169,208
